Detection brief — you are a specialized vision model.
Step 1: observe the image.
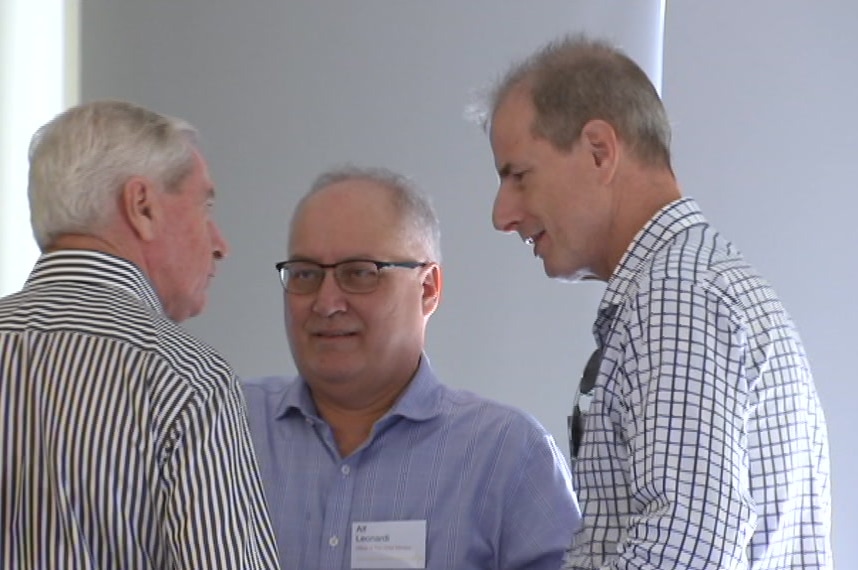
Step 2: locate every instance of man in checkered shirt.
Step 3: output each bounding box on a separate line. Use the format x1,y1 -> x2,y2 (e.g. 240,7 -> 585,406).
483,34 -> 832,569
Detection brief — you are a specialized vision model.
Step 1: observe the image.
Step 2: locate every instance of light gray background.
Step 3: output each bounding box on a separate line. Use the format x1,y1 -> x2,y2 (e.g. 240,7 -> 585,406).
79,1 -> 856,563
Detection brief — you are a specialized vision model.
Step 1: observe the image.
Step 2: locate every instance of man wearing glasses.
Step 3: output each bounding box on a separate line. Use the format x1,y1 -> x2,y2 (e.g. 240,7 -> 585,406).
242,165 -> 580,570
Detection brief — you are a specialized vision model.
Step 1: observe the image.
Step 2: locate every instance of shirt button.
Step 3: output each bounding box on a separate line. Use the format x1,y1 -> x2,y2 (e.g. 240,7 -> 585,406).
341,465 -> 351,476
305,418 -> 313,425
329,535 -> 339,547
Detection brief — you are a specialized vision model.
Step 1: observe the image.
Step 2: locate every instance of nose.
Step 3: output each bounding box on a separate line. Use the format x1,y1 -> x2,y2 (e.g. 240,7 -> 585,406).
311,269 -> 348,317
491,182 -> 519,233
210,220 -> 230,260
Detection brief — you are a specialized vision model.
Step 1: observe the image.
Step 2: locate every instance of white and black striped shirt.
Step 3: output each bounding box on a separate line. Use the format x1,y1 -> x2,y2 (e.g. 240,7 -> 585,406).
1,250 -> 281,569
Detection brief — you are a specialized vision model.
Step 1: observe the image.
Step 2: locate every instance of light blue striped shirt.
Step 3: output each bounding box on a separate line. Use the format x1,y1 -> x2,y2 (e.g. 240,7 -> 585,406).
1,250 -> 280,570
244,356 -> 580,570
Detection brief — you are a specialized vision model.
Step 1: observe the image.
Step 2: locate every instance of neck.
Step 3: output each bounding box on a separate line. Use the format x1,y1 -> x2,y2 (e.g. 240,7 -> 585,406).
309,364 -> 418,457
48,231 -> 144,268
48,233 -> 119,255
602,165 -> 681,279
314,397 -> 395,457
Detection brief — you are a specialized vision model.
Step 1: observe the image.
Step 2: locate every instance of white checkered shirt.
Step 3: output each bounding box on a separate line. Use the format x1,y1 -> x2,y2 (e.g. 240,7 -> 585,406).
563,198 -> 832,569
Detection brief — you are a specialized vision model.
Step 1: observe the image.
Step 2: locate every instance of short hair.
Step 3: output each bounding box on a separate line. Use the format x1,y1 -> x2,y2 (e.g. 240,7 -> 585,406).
484,34 -> 672,168
27,100 -> 199,250
293,165 -> 442,262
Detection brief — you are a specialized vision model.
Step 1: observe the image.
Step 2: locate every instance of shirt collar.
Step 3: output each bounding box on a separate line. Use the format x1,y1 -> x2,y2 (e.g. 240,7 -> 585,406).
25,249 -> 164,315
275,353 -> 445,423
594,197 -> 707,340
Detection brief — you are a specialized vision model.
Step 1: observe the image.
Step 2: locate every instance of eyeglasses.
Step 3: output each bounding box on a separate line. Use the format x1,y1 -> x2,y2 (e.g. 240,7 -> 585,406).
568,348 -> 602,460
275,259 -> 428,295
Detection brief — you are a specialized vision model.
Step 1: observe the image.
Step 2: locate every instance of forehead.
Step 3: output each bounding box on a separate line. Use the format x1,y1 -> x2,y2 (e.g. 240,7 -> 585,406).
289,180 -> 404,258
194,150 -> 212,182
489,87 -> 538,155
177,149 -> 213,193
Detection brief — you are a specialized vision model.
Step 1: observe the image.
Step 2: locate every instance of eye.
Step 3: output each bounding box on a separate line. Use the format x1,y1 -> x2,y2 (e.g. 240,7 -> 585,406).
344,265 -> 377,279
512,169 -> 529,183
290,267 -> 320,281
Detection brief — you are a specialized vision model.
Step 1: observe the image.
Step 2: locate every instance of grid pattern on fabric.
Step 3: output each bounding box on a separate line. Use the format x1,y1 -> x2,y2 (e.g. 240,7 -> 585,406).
563,198 -> 832,570
1,250 -> 280,570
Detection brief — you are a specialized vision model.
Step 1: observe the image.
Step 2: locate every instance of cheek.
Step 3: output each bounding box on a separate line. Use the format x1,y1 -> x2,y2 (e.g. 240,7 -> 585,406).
283,294 -> 308,328
542,182 -> 579,228
283,298 -> 306,331
175,215 -> 211,249
375,291 -> 422,328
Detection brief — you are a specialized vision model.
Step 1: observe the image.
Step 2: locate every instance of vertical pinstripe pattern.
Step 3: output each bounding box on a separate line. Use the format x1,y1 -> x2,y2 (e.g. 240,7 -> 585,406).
243,356 -> 581,570
563,198 -> 832,569
1,250 -> 280,570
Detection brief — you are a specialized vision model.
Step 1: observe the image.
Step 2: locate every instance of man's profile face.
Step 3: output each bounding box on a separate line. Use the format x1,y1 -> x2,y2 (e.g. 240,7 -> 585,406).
490,85 -> 610,283
151,150 -> 229,322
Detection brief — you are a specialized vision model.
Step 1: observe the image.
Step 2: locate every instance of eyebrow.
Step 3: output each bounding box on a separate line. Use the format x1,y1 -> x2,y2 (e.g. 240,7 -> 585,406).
286,255 -> 382,264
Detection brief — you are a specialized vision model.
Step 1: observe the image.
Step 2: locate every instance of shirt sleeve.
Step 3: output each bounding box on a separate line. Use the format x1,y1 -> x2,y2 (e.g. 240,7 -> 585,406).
500,418 -> 583,570
161,371 -> 282,570
610,280 -> 755,569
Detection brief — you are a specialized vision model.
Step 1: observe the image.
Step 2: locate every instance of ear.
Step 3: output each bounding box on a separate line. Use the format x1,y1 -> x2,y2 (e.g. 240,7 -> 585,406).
580,119 -> 620,184
421,263 -> 443,318
121,176 -> 160,241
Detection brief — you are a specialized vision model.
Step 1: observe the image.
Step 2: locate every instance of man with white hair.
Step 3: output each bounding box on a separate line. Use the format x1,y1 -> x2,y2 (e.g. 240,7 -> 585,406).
0,100 -> 280,569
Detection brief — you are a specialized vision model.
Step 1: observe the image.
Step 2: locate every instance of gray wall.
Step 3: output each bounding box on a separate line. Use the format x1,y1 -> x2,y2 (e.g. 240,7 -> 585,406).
663,4 -> 857,563
80,0 -> 857,563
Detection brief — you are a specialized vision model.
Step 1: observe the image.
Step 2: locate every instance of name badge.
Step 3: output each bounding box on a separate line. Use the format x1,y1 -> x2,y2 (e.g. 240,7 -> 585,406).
350,520 -> 426,569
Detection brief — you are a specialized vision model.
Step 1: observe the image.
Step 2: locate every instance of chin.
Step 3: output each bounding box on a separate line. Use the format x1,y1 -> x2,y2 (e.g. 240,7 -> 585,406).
543,260 -> 591,284
167,304 -> 199,323
303,356 -> 362,381
542,259 -> 574,281
179,292 -> 208,321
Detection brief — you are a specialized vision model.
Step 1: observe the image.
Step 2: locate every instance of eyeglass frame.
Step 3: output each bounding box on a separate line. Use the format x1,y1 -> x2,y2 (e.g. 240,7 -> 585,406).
568,348 -> 602,461
274,258 -> 429,295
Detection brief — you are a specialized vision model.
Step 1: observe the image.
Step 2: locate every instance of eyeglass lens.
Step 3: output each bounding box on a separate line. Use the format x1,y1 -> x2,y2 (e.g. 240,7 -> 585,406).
283,261 -> 381,294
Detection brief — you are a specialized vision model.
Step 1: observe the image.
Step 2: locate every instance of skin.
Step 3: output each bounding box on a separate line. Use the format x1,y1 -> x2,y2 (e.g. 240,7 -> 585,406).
50,149 -> 229,322
284,180 -> 441,456
489,82 -> 680,282
141,151 -> 229,321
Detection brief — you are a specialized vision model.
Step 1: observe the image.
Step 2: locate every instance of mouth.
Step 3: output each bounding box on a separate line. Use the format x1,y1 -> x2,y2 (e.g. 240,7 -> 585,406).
312,331 -> 358,338
523,231 -> 546,256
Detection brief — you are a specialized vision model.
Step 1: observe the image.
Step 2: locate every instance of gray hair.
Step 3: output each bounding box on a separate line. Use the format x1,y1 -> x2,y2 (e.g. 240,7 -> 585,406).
294,165 -> 442,262
482,33 -> 672,168
27,100 -> 199,250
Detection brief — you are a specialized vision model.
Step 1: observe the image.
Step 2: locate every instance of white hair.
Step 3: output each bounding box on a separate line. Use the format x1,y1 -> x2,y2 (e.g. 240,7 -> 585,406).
27,99 -> 199,250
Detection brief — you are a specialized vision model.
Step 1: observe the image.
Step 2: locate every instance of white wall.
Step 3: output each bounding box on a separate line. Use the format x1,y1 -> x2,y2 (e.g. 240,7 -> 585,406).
663,3 -> 858,562
79,0 -> 856,563
79,0 -> 662,458
0,0 -> 77,295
